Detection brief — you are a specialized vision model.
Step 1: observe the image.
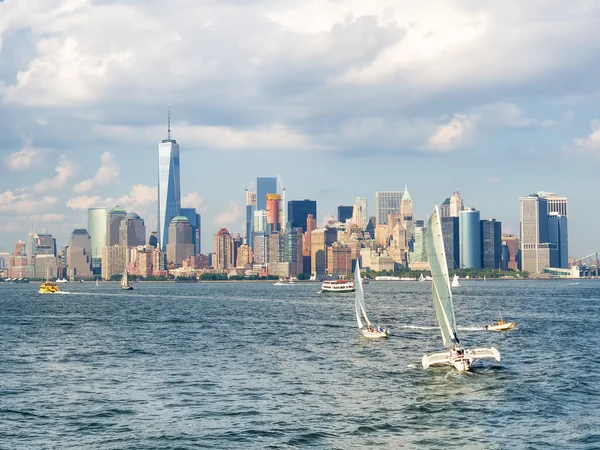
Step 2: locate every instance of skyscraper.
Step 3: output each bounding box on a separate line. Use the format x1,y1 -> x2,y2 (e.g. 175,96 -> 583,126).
266,194 -> 282,232
450,189 -> 463,217
288,199 -> 317,233
459,207 -> 481,269
441,217 -> 460,270
27,227 -> 38,264
352,197 -> 368,229
158,107 -> 181,252
502,234 -> 520,271
375,191 -> 402,226
67,229 -> 93,278
548,213 -> 568,269
256,177 -> 277,211
337,206 -> 353,223
214,228 -> 234,270
88,207 -> 107,258
520,195 -> 551,273
480,219 -> 502,269
119,212 -> 146,247
180,207 -> 201,255
166,216 -> 194,265
245,191 -> 256,247
107,206 -> 127,246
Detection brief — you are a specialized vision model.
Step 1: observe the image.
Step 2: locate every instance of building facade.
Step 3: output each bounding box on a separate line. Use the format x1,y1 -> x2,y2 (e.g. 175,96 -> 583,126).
101,245 -> 127,280
520,195 -> 551,273
214,228 -> 234,270
166,216 -> 194,266
107,206 -> 127,246
288,199 -> 317,233
375,191 -> 402,226
158,122 -> 181,252
459,207 -> 481,269
256,177 -> 277,211
67,229 -> 93,278
441,216 -> 460,270
480,219 -> 502,269
119,212 -> 146,248
180,207 -> 201,255
88,207 -> 108,258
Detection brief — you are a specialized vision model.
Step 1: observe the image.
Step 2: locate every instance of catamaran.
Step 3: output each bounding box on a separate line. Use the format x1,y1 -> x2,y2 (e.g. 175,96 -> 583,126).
354,261 -> 388,338
422,206 -> 500,372
121,270 -> 133,290
451,274 -> 460,288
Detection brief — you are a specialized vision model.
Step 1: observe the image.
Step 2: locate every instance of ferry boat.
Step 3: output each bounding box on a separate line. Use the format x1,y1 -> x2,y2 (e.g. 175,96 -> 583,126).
39,281 -> 59,294
321,279 -> 355,293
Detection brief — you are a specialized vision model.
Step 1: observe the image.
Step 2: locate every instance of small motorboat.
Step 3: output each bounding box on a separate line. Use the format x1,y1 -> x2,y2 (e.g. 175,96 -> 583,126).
486,316 -> 517,331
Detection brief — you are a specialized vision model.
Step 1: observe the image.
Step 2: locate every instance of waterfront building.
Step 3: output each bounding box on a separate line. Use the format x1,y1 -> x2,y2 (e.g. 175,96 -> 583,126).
310,228 -> 337,275
327,243 -> 353,277
337,206 -> 353,223
34,255 -> 57,279
288,199 -> 317,233
236,244 -> 252,267
409,225 -> 427,265
8,254 -> 29,279
158,108 -> 181,252
450,189 -> 464,217
214,228 -> 234,270
245,191 -> 256,248
166,216 -> 194,266
502,234 -> 520,271
520,195 -> 553,273
266,194 -> 282,232
101,245 -> 127,280
253,234 -> 267,264
480,219 -> 502,269
14,241 -> 26,257
88,207 -> 108,258
180,207 -> 201,255
375,191 -> 402,226
107,206 -> 127,246
67,229 -> 93,278
459,207 -> 481,269
36,231 -> 57,257
256,177 -> 277,211
351,197 -> 368,229
283,227 -> 303,276
119,212 -> 146,248
441,217 -> 460,270
548,213 -> 568,268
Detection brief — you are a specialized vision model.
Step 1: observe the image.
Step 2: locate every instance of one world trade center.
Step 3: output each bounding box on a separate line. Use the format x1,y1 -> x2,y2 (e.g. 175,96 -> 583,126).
157,107 -> 181,252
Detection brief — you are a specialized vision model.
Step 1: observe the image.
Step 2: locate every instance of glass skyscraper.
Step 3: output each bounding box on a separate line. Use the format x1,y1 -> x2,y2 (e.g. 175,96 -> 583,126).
459,207 -> 481,269
480,219 -> 502,269
158,113 -> 181,252
88,207 -> 107,258
180,207 -> 201,255
375,191 -> 402,226
337,206 -> 353,223
288,199 -> 317,233
256,177 -> 277,211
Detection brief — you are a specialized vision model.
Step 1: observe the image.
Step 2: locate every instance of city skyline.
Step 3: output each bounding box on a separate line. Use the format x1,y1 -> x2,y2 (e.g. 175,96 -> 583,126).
1,1 -> 599,257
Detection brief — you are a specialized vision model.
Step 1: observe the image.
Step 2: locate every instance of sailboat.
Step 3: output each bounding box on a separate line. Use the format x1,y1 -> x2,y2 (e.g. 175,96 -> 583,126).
451,274 -> 460,288
355,261 -> 388,339
96,279 -> 99,287
419,273 -> 425,282
121,270 -> 133,290
422,206 -> 500,372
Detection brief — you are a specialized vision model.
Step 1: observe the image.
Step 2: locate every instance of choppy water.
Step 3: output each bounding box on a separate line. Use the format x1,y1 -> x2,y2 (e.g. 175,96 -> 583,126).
1,279 -> 599,448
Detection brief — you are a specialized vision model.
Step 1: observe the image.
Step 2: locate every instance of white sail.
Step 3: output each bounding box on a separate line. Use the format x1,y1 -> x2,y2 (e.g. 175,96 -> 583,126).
426,206 -> 459,348
452,275 -> 460,287
121,270 -> 128,288
354,261 -> 370,328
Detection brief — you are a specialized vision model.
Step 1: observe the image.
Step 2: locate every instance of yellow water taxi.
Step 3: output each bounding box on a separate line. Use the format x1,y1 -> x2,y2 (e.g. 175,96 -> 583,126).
39,282 -> 59,294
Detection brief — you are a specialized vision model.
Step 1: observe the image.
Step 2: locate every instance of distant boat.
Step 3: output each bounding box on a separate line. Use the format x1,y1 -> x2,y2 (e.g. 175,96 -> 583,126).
121,270 -> 133,290
421,205 -> 500,372
452,275 -> 460,288
321,279 -> 355,293
355,261 -> 388,339
419,273 -> 424,282
274,278 -> 294,286
96,279 -> 99,287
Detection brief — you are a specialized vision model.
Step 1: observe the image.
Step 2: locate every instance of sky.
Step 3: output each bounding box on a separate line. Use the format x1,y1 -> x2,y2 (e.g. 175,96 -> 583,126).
1,0 -> 599,256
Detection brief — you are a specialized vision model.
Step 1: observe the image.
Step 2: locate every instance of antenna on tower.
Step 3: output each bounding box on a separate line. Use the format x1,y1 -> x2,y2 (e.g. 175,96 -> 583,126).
167,104 -> 171,141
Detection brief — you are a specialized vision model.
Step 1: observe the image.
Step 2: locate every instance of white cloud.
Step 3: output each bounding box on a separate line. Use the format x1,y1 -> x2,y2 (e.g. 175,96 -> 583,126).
65,195 -> 104,210
573,120 -> 600,150
214,202 -> 240,227
40,213 -> 65,222
182,192 -> 204,211
4,146 -> 44,171
74,152 -> 119,193
32,155 -> 77,192
475,102 -> 557,129
427,114 -> 475,151
0,189 -> 58,214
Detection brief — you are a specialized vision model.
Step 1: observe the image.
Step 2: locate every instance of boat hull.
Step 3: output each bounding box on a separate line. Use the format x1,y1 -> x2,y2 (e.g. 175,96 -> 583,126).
422,347 -> 500,372
121,286 -> 134,290
486,322 -> 517,331
361,327 -> 389,339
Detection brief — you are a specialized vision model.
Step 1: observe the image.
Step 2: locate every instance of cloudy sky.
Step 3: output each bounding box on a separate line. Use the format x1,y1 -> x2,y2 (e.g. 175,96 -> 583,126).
1,0 -> 599,256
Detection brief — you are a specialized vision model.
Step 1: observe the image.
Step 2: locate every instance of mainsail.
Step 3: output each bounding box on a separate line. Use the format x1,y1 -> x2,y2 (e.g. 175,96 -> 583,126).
426,206 -> 459,348
121,270 -> 129,288
354,261 -> 370,328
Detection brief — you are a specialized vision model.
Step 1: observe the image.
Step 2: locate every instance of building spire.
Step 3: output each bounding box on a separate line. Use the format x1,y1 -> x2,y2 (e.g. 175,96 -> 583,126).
167,104 -> 171,141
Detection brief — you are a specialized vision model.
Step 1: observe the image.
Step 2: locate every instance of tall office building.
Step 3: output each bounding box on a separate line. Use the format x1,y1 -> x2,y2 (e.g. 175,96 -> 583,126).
119,212 -> 146,247
520,195 -> 552,273
256,177 -> 277,211
303,214 -> 317,274
158,107 -> 181,252
459,207 -> 481,269
539,191 -> 568,216
266,194 -> 282,232
310,228 -> 337,275
352,197 -> 368,229
288,199 -> 317,233
441,217 -> 460,270
166,216 -> 194,265
440,198 -> 451,218
101,245 -> 127,280
502,234 -> 520,271
400,186 -> 413,222
88,207 -> 108,258
180,207 -> 201,255
375,191 -> 402,226
36,231 -> 57,257
337,206 -> 353,223
480,219 -> 502,269
245,191 -> 256,247
27,227 -> 38,264
450,189 -> 463,217
67,229 -> 93,278
107,206 -> 127,246
548,213 -> 568,268
214,228 -> 234,270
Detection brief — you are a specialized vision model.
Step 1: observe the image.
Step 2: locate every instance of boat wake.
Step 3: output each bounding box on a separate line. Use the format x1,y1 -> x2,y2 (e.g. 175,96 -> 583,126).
57,291 -> 71,295
457,326 -> 487,331
401,325 -> 438,330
